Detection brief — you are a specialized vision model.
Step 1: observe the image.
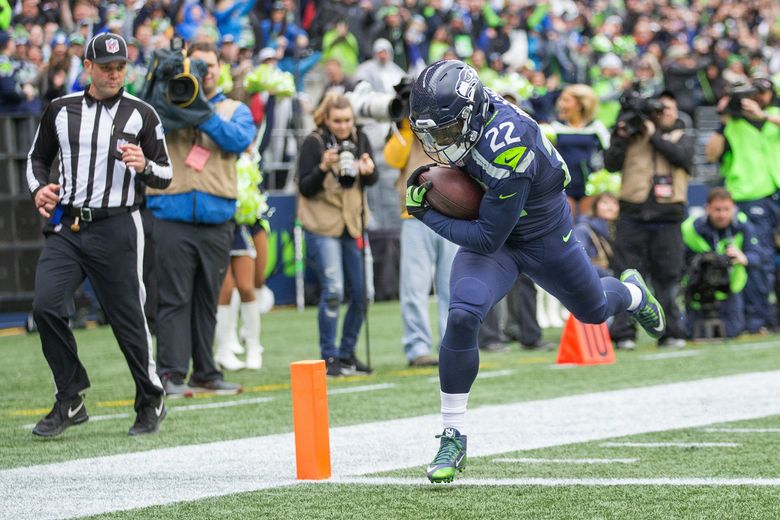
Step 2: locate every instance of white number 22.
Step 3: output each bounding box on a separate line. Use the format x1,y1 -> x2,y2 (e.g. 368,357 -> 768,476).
485,122 -> 522,152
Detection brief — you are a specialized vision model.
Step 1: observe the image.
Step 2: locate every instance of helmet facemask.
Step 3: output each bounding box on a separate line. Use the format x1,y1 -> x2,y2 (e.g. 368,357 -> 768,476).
412,104 -> 480,164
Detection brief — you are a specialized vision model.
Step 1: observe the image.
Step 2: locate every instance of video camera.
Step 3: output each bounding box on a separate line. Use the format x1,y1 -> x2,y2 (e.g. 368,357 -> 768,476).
685,252 -> 731,318
346,77 -> 412,125
616,82 -> 665,137
724,80 -> 758,118
141,37 -> 210,130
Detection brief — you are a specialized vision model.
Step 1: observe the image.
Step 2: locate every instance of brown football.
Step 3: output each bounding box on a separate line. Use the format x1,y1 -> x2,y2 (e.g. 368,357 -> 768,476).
418,165 -> 483,220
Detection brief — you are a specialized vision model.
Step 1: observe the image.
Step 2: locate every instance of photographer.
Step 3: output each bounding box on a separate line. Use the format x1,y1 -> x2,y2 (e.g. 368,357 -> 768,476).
605,90 -> 693,348
682,188 -> 761,338
146,41 -> 255,397
297,93 -> 377,377
706,74 -> 779,334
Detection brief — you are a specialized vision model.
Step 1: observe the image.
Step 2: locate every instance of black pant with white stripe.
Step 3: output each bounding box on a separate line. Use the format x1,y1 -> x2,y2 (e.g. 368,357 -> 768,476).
32,211 -> 164,411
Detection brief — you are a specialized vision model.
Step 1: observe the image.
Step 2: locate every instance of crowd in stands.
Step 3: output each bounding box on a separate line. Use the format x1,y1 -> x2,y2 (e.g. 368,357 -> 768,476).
3,0 -> 780,344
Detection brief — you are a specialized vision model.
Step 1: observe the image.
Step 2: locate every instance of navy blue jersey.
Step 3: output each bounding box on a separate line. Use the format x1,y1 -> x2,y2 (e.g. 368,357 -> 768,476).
422,90 -> 572,252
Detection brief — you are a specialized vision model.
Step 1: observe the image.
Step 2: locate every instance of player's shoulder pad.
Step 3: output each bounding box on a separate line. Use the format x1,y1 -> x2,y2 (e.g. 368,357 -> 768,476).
473,94 -> 537,177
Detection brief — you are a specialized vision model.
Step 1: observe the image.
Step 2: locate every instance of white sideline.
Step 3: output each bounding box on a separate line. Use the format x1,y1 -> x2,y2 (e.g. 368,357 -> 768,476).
600,442 -> 739,448
331,476 -> 780,487
2,370 -> 780,520
702,428 -> 780,433
492,458 -> 638,464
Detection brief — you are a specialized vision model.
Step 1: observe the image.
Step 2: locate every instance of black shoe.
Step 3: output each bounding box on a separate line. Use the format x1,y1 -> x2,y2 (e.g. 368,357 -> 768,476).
128,397 -> 167,436
521,340 -> 556,352
32,395 -> 89,437
340,354 -> 373,374
325,357 -> 349,377
188,378 -> 243,396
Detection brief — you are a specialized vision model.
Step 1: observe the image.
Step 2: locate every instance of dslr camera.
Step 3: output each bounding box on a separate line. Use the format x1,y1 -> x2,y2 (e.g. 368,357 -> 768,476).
724,80 -> 758,118
141,37 -> 210,130
335,140 -> 358,187
616,82 -> 665,137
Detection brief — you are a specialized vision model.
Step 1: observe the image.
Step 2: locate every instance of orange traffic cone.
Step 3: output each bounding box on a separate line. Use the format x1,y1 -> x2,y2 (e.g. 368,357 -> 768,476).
556,315 -> 616,365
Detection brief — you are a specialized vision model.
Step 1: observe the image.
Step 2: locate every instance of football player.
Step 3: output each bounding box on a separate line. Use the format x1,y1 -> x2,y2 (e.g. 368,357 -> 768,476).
406,60 -> 666,483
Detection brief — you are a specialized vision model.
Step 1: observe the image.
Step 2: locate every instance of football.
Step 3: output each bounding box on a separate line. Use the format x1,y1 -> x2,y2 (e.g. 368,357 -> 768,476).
418,165 -> 483,220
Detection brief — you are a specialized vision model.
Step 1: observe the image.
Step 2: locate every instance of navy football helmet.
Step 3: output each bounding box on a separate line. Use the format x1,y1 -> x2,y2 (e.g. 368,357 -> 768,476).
409,60 -> 489,164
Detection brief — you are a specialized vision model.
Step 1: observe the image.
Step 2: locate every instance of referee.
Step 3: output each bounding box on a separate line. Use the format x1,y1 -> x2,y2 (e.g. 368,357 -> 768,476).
26,33 -> 172,437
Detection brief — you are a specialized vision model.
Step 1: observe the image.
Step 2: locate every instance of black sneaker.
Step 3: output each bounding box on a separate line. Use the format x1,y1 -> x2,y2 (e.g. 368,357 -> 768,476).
128,397 -> 167,436
325,357 -> 349,377
340,354 -> 373,374
188,378 -> 243,396
32,395 -> 89,437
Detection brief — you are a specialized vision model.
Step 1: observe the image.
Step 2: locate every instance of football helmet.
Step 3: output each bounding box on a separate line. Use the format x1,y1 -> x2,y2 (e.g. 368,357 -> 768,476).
409,60 -> 489,164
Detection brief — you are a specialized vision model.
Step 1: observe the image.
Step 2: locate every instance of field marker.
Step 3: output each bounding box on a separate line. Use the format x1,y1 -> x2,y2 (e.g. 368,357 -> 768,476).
332,476 -> 780,487
702,427 -> 780,433
4,370 -> 780,520
600,442 -> 739,448
639,351 -> 701,361
492,457 -> 638,464
290,360 -> 331,480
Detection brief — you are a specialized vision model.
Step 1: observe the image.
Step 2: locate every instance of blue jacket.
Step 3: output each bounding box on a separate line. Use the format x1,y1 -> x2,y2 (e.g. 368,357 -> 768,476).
147,91 -> 255,224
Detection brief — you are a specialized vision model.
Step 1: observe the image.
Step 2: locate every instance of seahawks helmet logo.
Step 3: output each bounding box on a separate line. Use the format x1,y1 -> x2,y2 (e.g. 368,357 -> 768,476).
455,67 -> 478,101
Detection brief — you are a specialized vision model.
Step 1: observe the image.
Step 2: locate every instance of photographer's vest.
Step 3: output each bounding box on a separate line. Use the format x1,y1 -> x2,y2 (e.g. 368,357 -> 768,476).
681,213 -> 748,297
721,108 -> 780,202
296,132 -> 370,239
146,99 -> 242,199
619,129 -> 688,205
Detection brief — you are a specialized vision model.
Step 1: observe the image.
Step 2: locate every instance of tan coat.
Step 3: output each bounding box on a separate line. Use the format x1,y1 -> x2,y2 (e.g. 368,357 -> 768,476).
619,128 -> 688,205
147,99 -> 242,199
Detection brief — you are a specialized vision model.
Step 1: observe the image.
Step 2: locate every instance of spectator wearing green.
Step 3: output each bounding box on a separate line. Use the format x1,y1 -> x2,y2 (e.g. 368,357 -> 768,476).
705,74 -> 780,333
322,21 -> 359,77
681,188 -> 761,338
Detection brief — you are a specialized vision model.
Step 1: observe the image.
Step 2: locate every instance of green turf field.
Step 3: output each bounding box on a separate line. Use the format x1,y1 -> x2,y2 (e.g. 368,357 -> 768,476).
2,301 -> 780,519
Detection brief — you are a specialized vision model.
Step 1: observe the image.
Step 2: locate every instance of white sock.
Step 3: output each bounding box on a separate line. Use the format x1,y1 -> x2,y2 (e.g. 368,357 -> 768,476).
440,391 -> 469,433
624,282 -> 643,311
240,300 -> 261,347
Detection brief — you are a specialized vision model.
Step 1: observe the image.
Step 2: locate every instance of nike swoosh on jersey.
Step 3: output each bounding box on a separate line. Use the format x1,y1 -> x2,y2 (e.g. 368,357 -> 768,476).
498,192 -> 517,200
68,401 -> 84,418
155,402 -> 164,417
562,230 -> 573,242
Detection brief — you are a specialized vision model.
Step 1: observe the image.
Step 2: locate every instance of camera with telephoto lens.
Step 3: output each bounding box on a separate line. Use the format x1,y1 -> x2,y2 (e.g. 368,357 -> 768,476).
345,77 -> 412,124
724,80 -> 758,118
616,82 -> 665,137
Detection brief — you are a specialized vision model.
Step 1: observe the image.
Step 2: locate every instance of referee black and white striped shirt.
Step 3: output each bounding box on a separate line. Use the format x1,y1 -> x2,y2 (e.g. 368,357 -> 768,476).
26,88 -> 172,208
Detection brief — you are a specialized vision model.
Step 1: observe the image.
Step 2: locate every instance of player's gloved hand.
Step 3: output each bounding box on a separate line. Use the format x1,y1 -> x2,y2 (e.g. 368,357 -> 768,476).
406,164 -> 436,220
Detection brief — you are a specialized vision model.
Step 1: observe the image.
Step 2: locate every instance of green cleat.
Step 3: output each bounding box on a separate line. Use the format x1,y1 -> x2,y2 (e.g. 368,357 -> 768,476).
426,428 -> 467,483
620,269 -> 666,339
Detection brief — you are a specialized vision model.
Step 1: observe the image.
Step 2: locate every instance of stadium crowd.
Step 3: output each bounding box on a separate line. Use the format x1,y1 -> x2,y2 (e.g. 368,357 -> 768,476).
5,0 -> 780,359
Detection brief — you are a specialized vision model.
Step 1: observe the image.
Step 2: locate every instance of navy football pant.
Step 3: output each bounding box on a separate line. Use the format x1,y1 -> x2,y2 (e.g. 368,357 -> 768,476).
439,220 -> 631,394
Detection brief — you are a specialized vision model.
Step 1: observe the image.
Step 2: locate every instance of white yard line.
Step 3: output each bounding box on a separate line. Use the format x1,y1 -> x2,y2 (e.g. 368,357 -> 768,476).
492,458 -> 638,464
2,370 -> 780,520
331,476 -> 780,487
702,428 -> 780,433
328,383 -> 396,395
730,343 -> 780,352
639,351 -> 701,361
600,442 -> 739,448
